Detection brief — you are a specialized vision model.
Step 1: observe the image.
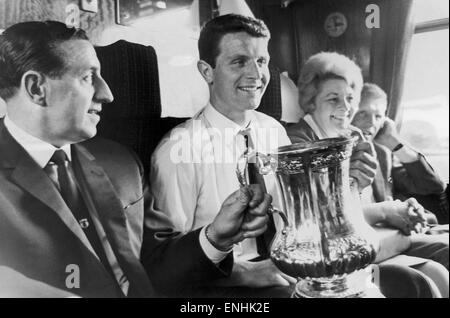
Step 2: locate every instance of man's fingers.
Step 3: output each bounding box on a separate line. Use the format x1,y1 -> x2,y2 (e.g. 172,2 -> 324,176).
248,194 -> 272,216
242,224 -> 268,239
247,184 -> 265,208
353,141 -> 375,156
230,184 -> 268,212
350,168 -> 373,189
350,168 -> 373,180
226,184 -> 264,213
351,152 -> 378,170
227,232 -> 245,245
237,186 -> 252,205
241,214 -> 269,231
350,160 -> 377,177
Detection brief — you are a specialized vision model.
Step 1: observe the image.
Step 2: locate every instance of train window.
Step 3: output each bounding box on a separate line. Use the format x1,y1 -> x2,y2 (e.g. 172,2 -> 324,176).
399,0 -> 449,183
412,0 -> 449,24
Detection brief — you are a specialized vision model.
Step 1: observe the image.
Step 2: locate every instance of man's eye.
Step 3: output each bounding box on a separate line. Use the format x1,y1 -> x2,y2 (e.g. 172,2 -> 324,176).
347,96 -> 354,103
83,73 -> 94,83
257,58 -> 267,66
376,115 -> 383,120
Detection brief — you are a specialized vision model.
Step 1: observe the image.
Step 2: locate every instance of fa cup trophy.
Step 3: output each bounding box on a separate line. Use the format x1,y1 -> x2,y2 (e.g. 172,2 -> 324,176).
237,137 -> 379,298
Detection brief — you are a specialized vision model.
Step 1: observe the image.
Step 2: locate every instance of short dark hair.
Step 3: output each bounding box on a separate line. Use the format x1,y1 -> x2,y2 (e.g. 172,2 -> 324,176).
198,14 -> 270,68
0,21 -> 88,100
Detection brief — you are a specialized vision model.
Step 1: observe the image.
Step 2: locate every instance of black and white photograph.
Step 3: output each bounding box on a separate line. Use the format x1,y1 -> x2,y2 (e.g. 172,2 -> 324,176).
0,0 -> 448,302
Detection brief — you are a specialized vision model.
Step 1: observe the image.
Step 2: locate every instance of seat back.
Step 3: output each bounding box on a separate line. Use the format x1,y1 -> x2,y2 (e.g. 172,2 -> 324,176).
258,63 -> 282,121
95,40 -> 170,175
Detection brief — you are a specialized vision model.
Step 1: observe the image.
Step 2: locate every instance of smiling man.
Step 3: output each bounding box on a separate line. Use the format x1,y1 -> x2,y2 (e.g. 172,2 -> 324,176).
0,20 -> 272,298
148,14 -> 295,296
351,83 -> 445,216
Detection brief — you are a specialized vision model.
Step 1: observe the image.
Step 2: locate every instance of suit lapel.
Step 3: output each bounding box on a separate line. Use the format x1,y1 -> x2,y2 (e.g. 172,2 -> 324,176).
371,162 -> 387,202
0,121 -> 96,255
375,143 -> 391,182
11,156 -> 98,253
73,143 -> 155,297
373,143 -> 393,201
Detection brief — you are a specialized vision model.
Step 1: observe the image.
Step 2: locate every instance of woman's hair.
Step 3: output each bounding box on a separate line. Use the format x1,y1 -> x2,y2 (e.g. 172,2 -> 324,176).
360,82 -> 387,106
297,52 -> 363,114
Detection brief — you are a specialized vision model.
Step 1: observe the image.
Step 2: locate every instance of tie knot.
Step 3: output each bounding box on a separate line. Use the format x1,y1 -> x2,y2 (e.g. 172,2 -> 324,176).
238,127 -> 254,151
50,149 -> 68,166
238,126 -> 251,136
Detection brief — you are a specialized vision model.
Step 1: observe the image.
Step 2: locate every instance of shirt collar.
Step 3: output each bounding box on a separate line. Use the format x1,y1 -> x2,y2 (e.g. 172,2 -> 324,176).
4,114 -> 72,168
203,103 -> 254,136
303,114 -> 328,139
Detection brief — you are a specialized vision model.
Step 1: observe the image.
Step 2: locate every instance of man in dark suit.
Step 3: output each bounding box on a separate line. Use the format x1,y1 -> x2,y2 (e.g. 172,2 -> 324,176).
351,83 -> 445,222
0,21 -> 271,297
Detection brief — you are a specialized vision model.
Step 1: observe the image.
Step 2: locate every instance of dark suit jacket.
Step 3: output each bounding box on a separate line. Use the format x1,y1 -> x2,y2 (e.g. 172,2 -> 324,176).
0,119 -> 231,297
286,118 -> 318,144
373,142 -> 445,202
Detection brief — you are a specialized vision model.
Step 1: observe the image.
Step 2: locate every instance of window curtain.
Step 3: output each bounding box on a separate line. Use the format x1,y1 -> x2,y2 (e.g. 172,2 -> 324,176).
369,0 -> 415,121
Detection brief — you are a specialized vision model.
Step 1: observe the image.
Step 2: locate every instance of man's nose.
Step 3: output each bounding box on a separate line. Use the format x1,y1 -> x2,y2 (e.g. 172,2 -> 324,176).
366,114 -> 376,126
94,76 -> 114,104
339,98 -> 352,112
246,60 -> 263,79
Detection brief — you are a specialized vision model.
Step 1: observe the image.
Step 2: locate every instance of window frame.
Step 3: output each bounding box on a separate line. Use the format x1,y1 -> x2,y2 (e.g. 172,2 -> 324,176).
399,7 -> 449,182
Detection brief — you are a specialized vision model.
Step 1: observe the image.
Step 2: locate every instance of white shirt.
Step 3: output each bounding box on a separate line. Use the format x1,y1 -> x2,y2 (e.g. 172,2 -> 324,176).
303,114 -> 327,139
3,115 -> 129,295
150,103 -> 291,262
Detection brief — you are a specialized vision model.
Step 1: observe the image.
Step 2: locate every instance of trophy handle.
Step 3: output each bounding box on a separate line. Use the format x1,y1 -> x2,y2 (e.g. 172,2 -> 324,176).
268,206 -> 289,229
236,151 -> 289,227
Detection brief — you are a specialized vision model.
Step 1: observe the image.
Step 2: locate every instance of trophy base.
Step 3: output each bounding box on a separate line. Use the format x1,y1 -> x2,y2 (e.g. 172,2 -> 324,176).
292,268 -> 378,298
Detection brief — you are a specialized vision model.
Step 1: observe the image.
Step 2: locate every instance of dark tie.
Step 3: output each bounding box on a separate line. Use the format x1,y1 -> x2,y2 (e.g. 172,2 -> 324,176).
49,150 -> 114,275
239,129 -> 276,259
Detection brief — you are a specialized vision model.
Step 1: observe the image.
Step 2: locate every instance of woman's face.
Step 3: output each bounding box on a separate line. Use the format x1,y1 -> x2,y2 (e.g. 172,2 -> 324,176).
311,78 -> 355,137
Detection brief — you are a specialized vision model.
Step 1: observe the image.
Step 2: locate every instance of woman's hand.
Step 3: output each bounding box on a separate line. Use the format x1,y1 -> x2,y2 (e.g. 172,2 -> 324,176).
384,198 -> 427,235
350,141 -> 378,192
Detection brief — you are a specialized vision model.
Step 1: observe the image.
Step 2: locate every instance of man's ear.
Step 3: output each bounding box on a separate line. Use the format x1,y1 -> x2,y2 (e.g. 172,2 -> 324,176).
197,60 -> 214,85
22,71 -> 47,106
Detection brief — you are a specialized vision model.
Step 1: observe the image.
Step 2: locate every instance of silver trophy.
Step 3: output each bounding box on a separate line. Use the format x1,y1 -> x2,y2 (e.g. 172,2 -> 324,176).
237,137 -> 379,298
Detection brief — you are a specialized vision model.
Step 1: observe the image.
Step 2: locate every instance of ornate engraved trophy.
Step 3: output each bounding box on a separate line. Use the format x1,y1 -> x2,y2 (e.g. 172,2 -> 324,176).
237,137 -> 379,298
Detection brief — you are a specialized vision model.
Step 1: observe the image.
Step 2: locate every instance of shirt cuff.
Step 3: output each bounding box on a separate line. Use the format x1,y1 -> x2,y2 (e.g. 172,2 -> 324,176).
199,226 -> 230,264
